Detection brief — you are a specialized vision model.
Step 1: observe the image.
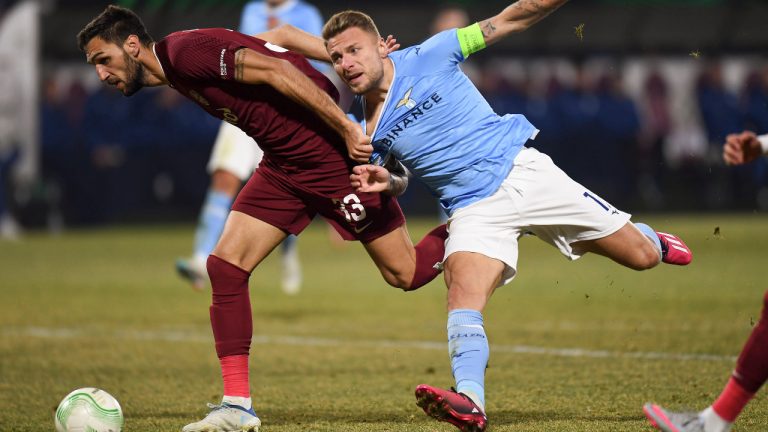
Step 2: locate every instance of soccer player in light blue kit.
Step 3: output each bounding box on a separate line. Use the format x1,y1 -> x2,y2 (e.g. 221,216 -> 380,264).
317,2 -> 694,430
177,0 -> 325,293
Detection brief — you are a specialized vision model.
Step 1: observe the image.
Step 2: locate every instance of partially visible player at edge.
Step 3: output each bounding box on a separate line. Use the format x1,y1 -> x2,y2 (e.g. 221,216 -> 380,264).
302,2 -> 691,430
77,6 -> 447,432
644,130 -> 768,432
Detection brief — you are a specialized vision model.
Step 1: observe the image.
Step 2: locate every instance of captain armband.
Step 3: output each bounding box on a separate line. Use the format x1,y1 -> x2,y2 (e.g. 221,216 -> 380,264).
456,23 -> 487,59
385,159 -> 409,196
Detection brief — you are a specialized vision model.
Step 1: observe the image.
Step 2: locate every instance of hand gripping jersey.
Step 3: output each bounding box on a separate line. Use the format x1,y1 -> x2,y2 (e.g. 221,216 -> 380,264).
153,28 -> 350,189
348,28 -> 539,216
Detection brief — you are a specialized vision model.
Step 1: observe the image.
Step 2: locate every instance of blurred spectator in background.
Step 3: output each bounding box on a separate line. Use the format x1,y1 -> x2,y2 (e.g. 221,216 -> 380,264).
176,0 -> 326,293
594,69 -> 640,205
549,62 -> 601,190
40,76 -> 72,233
637,69 -> 672,209
0,143 -> 20,240
697,61 -> 751,208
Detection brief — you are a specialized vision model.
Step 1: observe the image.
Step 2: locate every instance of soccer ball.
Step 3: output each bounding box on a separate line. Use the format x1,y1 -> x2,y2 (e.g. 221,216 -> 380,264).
54,387 -> 124,432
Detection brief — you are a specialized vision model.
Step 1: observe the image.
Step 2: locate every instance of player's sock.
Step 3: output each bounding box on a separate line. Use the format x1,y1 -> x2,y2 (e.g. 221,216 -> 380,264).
448,309 -> 488,411
193,189 -> 234,261
634,222 -> 662,262
208,255 -> 253,397
702,405 -> 734,432
222,395 -> 253,411
407,224 -> 448,290
220,355 -> 250,399
282,234 -> 297,253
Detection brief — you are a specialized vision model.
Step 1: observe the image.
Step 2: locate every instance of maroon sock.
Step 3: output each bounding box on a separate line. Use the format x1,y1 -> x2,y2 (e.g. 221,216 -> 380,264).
712,290 -> 768,421
407,224 -> 448,291
208,255 -> 252,359
712,377 -> 754,422
732,290 -> 768,393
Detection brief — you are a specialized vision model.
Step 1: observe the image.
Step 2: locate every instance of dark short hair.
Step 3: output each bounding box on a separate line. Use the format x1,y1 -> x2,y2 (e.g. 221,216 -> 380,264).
322,10 -> 380,41
77,5 -> 153,52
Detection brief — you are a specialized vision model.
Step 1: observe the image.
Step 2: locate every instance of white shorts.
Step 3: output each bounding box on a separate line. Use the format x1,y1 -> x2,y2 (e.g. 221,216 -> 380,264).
444,147 -> 631,286
207,121 -> 263,181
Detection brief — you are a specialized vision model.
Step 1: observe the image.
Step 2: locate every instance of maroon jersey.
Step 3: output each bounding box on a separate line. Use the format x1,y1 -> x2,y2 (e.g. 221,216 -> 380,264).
153,28 -> 350,188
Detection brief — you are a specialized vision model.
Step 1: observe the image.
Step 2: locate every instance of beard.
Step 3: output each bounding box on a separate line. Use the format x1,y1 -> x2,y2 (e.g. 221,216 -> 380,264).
121,51 -> 146,97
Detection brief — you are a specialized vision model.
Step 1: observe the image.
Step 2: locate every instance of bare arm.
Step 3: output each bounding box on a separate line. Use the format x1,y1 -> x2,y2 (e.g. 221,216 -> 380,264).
234,47 -> 372,162
254,24 -> 330,62
255,24 -> 401,62
478,0 -> 569,46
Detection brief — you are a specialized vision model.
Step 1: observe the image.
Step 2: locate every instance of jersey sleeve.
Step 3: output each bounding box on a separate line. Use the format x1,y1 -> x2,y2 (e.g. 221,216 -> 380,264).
164,31 -> 243,82
404,29 -> 465,73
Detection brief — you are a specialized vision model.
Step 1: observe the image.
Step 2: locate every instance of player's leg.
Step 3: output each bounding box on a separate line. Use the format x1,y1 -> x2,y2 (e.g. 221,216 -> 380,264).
645,290 -> 768,432
361,223 -> 448,290
317,188 -> 446,290
176,121 -> 262,290
510,147 -> 691,270
573,221 -> 692,270
177,169 -> 242,289
572,221 -> 662,270
184,170 -> 312,432
280,234 -> 301,295
415,252 -> 502,432
183,211 -> 284,432
415,180 -> 524,432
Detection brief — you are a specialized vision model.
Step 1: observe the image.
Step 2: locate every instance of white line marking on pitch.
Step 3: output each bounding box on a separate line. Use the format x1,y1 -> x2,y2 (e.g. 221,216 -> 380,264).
3,326 -> 736,363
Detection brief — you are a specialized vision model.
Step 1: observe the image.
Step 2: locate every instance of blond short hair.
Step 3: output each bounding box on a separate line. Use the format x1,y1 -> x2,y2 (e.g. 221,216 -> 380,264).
322,10 -> 381,40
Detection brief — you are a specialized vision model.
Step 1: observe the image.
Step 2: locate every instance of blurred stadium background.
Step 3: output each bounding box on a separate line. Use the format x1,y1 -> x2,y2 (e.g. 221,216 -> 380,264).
2,0 -> 768,431
2,0 -> 768,231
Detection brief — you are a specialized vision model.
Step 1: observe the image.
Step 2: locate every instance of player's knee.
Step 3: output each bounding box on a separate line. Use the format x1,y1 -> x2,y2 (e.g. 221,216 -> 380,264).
629,245 -> 660,271
207,254 -> 250,293
381,270 -> 411,290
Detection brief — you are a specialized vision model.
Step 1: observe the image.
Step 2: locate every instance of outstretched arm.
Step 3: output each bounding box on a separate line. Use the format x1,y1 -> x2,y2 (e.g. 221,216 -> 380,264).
255,24 -> 401,63
254,24 -> 330,62
723,130 -> 768,166
477,0 -> 569,47
233,47 -> 372,162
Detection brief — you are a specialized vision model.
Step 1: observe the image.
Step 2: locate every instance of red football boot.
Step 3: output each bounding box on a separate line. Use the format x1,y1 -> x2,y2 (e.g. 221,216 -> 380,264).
415,384 -> 487,432
657,231 -> 693,265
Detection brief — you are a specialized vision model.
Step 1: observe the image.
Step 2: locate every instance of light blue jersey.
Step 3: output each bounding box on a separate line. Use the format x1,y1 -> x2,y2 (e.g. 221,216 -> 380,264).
348,29 -> 538,216
239,0 -> 327,72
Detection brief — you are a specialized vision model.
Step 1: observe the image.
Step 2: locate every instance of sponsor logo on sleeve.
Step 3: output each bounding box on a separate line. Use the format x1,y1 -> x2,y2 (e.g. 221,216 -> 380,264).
219,49 -> 227,77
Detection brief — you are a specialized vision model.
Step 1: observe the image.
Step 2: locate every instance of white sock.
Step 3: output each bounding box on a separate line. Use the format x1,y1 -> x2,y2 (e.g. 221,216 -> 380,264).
460,390 -> 485,413
222,395 -> 252,410
700,406 -> 733,432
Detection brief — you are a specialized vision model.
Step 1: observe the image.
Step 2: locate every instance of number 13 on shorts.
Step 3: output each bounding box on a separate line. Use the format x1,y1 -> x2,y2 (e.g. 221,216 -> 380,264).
333,194 -> 368,223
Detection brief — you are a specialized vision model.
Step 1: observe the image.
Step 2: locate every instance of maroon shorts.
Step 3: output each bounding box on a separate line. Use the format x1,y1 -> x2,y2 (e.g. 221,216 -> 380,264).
231,167 -> 405,242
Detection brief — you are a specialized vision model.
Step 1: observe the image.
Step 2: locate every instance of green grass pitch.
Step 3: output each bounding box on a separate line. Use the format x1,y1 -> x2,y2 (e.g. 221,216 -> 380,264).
1,215 -> 766,431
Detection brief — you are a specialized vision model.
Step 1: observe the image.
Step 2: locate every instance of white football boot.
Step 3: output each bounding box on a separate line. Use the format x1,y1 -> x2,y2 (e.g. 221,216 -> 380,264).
182,402 -> 261,432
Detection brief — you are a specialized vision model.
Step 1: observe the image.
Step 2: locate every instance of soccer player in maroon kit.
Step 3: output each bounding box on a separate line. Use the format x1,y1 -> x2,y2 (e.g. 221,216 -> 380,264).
77,6 -> 447,431
644,129 -> 768,432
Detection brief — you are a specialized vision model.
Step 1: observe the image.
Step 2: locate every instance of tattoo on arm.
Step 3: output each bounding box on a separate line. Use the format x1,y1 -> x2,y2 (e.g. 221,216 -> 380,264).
481,20 -> 497,38
511,0 -> 558,21
234,49 -> 246,81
